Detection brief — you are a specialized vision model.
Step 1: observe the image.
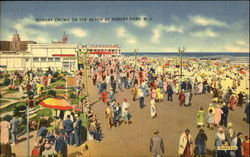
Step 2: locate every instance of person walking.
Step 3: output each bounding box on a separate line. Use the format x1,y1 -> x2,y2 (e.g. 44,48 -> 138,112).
215,127 -> 226,157
178,129 -> 193,157
0,117 -> 10,144
225,122 -> 236,143
184,90 -> 190,107
151,99 -> 156,118
179,90 -> 185,106
9,116 -> 19,145
73,115 -> 82,147
196,107 -> 205,128
220,103 -> 229,127
105,103 -> 113,129
241,135 -> 250,157
138,88 -> 145,108
167,84 -> 174,102
101,90 -> 108,105
55,132 -> 67,157
214,104 -> 223,127
229,93 -> 237,110
63,115 -> 74,146
206,109 -> 214,130
245,101 -> 250,123
195,129 -> 207,157
235,132 -> 243,157
150,130 -> 165,157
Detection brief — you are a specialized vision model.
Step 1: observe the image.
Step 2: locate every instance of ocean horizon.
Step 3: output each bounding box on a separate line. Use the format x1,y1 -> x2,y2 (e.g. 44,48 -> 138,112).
121,52 -> 249,63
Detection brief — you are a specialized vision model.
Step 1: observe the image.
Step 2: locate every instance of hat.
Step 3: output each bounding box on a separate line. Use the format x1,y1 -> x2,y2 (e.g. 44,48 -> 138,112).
33,143 -> 40,148
218,127 -> 224,132
223,103 -> 226,106
228,122 -> 233,128
154,130 -> 159,134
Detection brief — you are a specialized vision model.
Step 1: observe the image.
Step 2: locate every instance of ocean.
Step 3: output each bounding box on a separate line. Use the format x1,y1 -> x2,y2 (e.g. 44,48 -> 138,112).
121,52 -> 250,63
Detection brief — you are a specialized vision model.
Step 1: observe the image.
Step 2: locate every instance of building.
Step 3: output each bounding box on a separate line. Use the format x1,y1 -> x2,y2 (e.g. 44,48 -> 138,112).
0,43 -> 121,70
0,31 -> 37,52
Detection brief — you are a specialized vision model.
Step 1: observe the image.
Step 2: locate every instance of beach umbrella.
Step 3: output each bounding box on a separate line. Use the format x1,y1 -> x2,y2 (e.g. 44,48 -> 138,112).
90,51 -> 112,55
200,73 -> 208,78
164,63 -> 170,67
40,97 -> 73,110
240,70 -> 246,74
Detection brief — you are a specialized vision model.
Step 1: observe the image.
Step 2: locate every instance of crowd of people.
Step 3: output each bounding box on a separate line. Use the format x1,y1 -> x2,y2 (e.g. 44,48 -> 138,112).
87,56 -> 249,157
0,55 -> 249,156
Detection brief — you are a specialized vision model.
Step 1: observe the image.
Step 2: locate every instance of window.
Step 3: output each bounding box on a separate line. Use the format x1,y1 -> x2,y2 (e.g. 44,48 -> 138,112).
33,58 -> 39,62
55,58 -> 60,62
25,58 -> 29,62
41,57 -> 46,62
48,58 -> 53,62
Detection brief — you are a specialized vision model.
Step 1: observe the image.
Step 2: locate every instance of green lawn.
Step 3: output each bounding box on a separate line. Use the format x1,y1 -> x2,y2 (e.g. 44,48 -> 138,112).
0,102 -> 26,115
0,99 -> 10,104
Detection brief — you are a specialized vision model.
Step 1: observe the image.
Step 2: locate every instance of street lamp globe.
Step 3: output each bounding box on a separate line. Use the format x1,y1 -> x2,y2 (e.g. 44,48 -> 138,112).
77,44 -> 83,50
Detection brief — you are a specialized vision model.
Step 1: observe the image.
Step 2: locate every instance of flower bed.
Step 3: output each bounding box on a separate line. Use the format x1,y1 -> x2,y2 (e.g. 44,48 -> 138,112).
55,85 -> 65,89
8,85 -> 18,90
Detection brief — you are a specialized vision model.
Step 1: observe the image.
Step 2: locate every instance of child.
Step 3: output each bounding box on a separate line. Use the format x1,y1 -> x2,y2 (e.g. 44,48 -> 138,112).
150,99 -> 156,118
206,109 -> 214,130
31,143 -> 40,156
123,108 -> 130,125
196,107 -> 205,128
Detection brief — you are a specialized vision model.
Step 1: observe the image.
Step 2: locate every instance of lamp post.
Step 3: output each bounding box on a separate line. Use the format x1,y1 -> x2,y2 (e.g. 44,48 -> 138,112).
77,44 -> 89,111
26,97 -> 30,157
178,47 -> 185,79
134,48 -> 138,67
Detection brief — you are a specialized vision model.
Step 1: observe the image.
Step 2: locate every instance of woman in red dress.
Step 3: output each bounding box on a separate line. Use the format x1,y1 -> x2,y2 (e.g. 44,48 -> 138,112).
229,93 -> 236,110
101,90 -> 108,105
179,90 -> 185,106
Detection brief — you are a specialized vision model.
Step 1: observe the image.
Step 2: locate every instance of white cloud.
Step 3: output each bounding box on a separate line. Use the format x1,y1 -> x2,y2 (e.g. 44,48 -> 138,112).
116,26 -> 137,44
225,45 -> 249,52
236,40 -> 248,47
127,39 -> 137,44
7,15 -> 64,43
117,27 -> 126,38
14,15 -> 62,29
69,28 -> 87,38
189,15 -> 229,27
151,24 -> 184,43
133,15 -> 148,28
190,29 -> 218,38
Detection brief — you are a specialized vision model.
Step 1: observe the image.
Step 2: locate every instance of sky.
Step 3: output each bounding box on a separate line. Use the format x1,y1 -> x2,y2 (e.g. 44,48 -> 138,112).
0,1 -> 249,52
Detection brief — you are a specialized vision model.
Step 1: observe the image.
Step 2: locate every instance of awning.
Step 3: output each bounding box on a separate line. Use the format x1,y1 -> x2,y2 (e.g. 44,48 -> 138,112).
52,54 -> 75,57
90,51 -> 112,55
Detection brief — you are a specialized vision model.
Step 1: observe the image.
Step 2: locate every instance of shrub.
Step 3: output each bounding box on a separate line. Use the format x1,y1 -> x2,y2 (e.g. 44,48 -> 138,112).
27,91 -> 34,96
4,78 -> 11,86
53,72 -> 59,78
3,114 -> 12,121
48,90 -> 56,97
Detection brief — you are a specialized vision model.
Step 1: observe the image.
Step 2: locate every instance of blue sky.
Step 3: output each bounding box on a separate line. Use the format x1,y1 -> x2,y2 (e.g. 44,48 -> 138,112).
0,1 -> 249,52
